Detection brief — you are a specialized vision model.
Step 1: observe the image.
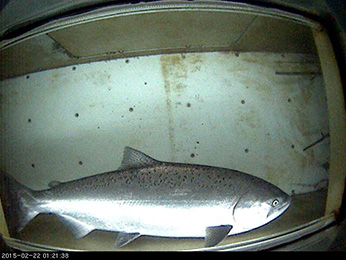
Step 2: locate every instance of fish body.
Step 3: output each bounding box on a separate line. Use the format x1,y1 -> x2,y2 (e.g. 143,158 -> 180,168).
1,147 -> 291,248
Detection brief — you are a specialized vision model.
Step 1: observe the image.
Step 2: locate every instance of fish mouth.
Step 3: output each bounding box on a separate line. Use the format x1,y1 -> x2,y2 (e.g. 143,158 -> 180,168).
278,201 -> 290,212
279,196 -> 291,211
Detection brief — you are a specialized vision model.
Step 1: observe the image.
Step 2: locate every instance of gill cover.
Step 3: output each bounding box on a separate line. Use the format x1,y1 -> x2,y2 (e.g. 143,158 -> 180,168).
233,191 -> 271,230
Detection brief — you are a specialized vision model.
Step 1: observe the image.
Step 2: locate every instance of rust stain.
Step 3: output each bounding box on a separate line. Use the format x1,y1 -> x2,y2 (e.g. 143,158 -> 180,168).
264,165 -> 280,185
160,53 -> 204,159
160,54 -> 187,93
52,71 -> 61,80
288,85 -> 318,139
186,53 -> 203,72
160,55 -> 178,159
0,93 -> 3,108
238,109 -> 260,129
160,53 -> 204,92
288,142 -> 316,175
235,107 -> 262,140
84,69 -> 112,88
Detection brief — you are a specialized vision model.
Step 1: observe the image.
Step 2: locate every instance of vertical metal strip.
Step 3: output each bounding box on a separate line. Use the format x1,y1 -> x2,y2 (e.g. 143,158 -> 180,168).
0,201 -> 10,237
313,28 -> 346,216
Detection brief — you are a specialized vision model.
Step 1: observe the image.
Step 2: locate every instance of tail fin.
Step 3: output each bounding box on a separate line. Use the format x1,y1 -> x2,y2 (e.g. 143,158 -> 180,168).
0,172 -> 39,236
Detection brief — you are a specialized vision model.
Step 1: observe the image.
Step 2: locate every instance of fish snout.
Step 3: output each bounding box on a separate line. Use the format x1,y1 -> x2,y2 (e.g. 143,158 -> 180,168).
266,195 -> 291,219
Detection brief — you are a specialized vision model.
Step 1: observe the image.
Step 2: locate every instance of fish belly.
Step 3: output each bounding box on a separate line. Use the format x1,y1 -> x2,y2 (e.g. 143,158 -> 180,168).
119,203 -> 232,237
43,199 -> 233,238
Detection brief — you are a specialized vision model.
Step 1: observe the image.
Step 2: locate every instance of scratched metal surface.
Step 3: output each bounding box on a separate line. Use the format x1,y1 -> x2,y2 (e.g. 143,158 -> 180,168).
0,51 -> 329,195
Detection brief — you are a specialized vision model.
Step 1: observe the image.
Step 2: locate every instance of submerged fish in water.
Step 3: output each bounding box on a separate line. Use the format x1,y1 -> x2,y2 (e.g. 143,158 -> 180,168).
1,147 -> 290,248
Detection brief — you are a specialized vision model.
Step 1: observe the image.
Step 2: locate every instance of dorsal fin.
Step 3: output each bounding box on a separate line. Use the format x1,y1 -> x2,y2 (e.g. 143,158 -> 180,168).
117,147 -> 159,171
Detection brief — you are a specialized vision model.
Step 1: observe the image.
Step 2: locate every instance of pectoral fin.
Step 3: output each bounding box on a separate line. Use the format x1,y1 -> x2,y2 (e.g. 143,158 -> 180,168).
114,232 -> 141,248
205,225 -> 233,247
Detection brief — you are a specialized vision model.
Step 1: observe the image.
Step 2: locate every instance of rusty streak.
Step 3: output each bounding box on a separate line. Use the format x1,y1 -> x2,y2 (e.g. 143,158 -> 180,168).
303,133 -> 330,152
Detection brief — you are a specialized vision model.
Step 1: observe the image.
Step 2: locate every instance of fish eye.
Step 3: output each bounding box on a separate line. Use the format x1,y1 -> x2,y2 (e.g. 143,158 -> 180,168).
272,199 -> 279,207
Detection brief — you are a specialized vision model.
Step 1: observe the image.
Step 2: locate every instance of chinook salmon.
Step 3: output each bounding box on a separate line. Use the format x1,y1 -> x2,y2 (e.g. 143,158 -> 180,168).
1,147 -> 290,248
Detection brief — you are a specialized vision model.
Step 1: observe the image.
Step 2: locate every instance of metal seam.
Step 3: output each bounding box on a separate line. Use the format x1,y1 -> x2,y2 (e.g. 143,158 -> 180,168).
0,0 -> 321,50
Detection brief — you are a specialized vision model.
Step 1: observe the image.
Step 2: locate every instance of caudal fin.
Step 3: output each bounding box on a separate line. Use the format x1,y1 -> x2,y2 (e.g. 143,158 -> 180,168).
0,172 -> 39,236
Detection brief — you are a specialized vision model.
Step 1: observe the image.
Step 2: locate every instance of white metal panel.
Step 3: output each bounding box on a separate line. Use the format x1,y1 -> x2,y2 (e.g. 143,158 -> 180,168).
0,51 -> 329,194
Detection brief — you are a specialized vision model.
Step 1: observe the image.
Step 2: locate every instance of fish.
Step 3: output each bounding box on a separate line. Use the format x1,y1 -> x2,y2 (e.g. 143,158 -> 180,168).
0,147 -> 291,248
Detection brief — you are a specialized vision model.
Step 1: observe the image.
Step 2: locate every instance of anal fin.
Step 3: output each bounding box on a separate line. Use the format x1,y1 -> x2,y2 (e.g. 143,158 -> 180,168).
58,215 -> 94,239
205,225 -> 232,247
114,232 -> 141,248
